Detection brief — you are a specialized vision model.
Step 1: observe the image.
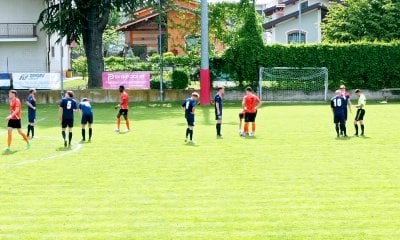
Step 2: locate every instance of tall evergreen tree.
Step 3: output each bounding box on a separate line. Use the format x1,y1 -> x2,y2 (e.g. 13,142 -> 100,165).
224,0 -> 265,87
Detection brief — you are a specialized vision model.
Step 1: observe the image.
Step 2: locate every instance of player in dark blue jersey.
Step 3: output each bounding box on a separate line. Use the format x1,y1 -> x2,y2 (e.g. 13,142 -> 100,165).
331,90 -> 347,137
214,87 -> 224,138
182,92 -> 199,144
59,91 -> 78,148
26,88 -> 37,139
79,98 -> 93,142
340,85 -> 352,135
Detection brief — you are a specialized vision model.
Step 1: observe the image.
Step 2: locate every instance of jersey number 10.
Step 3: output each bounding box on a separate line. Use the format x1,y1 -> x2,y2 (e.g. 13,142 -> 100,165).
332,98 -> 342,107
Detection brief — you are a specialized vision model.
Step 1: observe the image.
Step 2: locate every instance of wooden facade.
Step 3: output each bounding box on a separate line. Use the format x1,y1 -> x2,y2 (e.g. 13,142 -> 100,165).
117,0 -> 199,56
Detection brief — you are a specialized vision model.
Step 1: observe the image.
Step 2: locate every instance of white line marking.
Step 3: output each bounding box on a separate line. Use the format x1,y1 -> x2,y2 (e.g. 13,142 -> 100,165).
0,135 -> 84,169
15,143 -> 82,167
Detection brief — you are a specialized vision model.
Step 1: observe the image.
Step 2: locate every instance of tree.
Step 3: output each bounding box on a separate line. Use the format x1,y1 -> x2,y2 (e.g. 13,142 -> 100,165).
322,0 -> 400,42
38,0 -> 148,88
209,2 -> 243,47
71,10 -> 125,59
103,11 -> 126,57
224,0 -> 264,87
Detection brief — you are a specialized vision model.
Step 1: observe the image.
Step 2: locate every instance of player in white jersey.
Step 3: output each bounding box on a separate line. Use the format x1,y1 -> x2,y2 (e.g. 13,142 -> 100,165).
354,89 -> 366,136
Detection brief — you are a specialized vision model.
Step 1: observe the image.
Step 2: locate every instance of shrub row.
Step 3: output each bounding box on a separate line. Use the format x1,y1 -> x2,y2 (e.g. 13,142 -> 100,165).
73,42 -> 400,90
258,42 -> 400,90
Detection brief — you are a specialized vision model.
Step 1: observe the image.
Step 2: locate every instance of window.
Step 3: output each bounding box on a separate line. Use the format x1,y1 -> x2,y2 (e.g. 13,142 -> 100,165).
185,35 -> 200,51
131,45 -> 147,60
300,1 -> 308,11
288,31 -> 306,44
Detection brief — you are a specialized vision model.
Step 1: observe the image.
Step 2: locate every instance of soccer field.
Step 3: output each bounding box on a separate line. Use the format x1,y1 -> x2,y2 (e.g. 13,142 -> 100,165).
1,102 -> 399,239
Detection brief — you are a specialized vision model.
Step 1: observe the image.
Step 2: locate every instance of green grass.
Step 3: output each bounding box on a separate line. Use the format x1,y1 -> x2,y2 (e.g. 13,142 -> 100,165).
63,77 -> 88,90
1,102 -> 400,239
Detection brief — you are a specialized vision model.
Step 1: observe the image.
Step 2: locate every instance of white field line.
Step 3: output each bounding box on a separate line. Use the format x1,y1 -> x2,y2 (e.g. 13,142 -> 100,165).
14,143 -> 83,167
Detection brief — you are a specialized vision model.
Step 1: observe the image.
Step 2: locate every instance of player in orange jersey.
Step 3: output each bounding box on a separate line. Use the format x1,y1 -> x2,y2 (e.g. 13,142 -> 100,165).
115,85 -> 130,132
6,90 -> 30,151
241,87 -> 262,137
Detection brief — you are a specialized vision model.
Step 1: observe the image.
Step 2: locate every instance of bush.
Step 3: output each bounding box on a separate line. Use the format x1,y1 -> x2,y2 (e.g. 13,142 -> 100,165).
171,70 -> 189,89
219,41 -> 400,90
104,56 -> 147,71
262,42 -> 400,90
72,56 -> 88,79
132,62 -> 152,71
150,79 -> 169,90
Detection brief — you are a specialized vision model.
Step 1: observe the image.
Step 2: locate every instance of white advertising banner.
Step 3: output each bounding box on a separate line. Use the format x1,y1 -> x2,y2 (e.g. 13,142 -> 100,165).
12,73 -> 61,89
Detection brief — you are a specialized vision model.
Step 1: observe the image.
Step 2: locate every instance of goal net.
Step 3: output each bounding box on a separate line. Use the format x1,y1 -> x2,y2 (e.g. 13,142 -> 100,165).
258,67 -> 328,101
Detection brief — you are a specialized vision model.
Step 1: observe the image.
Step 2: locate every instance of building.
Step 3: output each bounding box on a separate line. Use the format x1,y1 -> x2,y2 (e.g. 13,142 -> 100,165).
117,0 -> 199,56
0,0 -> 69,75
262,0 -> 341,44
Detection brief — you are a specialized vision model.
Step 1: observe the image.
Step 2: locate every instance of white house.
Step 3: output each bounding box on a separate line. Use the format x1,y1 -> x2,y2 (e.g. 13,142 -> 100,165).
262,0 -> 341,44
0,0 -> 69,76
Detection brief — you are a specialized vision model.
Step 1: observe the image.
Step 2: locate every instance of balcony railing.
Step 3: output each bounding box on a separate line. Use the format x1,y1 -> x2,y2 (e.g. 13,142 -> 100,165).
265,0 -> 285,9
0,23 -> 37,38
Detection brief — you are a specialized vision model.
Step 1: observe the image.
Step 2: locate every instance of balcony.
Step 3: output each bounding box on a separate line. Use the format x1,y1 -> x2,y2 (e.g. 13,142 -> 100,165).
0,23 -> 38,42
265,0 -> 285,9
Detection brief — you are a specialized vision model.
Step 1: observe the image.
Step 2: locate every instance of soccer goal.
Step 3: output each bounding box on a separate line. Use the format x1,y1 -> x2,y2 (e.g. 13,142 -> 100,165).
258,67 -> 328,101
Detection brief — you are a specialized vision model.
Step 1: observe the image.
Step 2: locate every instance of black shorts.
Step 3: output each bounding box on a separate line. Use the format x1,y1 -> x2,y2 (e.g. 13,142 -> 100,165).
118,109 -> 128,118
215,113 -> 222,120
186,114 -> 195,127
333,113 -> 345,124
28,110 -> 36,123
81,114 -> 93,125
244,111 -> 257,123
239,112 -> 244,120
8,119 -> 22,129
62,119 -> 74,128
355,109 -> 365,121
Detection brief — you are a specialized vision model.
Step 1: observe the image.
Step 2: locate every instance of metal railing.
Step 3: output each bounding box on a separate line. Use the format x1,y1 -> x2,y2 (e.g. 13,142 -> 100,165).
0,23 -> 37,38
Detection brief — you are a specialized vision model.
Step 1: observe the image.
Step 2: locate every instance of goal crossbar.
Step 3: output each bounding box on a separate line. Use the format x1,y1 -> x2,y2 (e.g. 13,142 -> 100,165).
259,67 -> 329,101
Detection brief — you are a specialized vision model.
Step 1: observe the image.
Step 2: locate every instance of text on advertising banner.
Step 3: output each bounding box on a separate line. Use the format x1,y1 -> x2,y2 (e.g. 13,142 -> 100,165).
12,73 -> 61,89
102,71 -> 150,89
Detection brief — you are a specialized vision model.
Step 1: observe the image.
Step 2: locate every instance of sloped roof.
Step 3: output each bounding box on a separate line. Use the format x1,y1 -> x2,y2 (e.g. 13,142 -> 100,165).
263,2 -> 328,30
117,2 -> 198,32
117,12 -> 160,31
264,0 -> 342,15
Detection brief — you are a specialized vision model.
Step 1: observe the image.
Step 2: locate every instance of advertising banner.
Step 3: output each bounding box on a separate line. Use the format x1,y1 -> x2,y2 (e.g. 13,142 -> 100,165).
102,71 -> 150,89
0,73 -> 11,88
12,73 -> 61,89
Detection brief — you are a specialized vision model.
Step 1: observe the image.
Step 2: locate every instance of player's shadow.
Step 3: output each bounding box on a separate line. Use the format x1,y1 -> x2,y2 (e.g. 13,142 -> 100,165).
335,136 -> 351,141
118,131 -> 129,135
184,143 -> 199,147
56,147 -> 71,151
2,149 -> 17,155
199,106 -> 212,125
359,135 -> 371,139
242,136 -> 257,140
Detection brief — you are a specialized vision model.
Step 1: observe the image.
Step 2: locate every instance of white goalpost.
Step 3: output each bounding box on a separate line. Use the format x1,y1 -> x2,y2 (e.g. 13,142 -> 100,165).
258,67 -> 329,101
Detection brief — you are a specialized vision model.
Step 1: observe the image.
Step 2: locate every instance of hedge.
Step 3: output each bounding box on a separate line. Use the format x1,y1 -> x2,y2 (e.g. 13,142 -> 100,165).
258,42 -> 400,90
